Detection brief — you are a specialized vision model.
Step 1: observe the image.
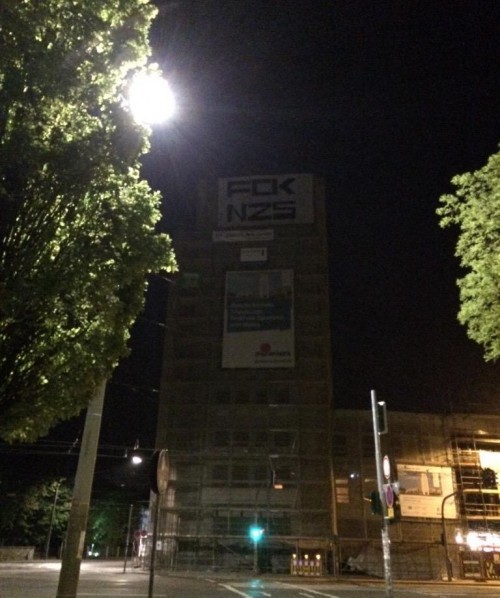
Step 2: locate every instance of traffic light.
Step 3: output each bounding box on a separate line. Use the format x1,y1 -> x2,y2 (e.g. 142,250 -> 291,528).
249,525 -> 264,543
481,467 -> 497,489
370,490 -> 384,515
377,401 -> 388,435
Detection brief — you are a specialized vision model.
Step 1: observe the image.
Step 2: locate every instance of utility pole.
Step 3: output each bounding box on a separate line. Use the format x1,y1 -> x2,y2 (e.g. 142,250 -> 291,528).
371,389 -> 393,598
56,380 -> 106,598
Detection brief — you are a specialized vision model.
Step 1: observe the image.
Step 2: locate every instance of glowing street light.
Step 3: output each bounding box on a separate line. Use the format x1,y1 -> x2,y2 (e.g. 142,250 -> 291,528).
130,439 -> 143,465
128,70 -> 175,125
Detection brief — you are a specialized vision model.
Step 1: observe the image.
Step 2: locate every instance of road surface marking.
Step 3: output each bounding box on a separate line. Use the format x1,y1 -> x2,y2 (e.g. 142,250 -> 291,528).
219,584 -> 273,597
219,583 -> 253,597
276,582 -> 341,598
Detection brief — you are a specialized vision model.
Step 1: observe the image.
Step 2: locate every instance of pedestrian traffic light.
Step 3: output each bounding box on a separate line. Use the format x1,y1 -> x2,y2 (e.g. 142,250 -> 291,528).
249,525 -> 264,543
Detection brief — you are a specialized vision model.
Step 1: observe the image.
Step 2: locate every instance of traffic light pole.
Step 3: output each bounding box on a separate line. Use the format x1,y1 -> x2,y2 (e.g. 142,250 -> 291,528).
371,390 -> 394,598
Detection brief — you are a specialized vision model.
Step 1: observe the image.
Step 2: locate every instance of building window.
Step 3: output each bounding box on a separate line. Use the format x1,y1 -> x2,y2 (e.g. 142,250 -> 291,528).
335,478 -> 350,504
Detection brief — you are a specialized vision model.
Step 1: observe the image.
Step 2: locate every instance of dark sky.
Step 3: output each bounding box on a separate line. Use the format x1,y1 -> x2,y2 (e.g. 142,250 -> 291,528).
51,1 -> 500,455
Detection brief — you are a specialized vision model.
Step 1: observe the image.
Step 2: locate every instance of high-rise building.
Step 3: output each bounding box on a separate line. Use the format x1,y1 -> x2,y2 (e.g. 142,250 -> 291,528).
154,174 -> 335,571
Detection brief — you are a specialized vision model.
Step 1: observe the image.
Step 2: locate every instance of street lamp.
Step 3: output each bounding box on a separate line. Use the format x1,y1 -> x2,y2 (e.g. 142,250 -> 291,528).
128,70 -> 175,124
56,70 -> 174,598
130,439 -> 143,465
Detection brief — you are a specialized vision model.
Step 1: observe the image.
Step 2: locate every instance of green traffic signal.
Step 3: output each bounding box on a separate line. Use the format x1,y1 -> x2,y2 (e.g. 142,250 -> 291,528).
249,525 -> 264,543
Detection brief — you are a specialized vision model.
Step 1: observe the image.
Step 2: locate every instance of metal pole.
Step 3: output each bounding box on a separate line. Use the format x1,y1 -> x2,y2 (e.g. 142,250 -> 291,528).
123,504 -> 134,573
371,390 -> 393,598
56,379 -> 106,598
44,480 -> 61,559
441,492 -> 456,581
148,492 -> 161,598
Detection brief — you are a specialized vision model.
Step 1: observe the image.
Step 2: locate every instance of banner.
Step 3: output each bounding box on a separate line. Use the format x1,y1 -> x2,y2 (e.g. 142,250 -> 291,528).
218,174 -> 314,227
396,464 -> 456,519
222,270 -> 294,368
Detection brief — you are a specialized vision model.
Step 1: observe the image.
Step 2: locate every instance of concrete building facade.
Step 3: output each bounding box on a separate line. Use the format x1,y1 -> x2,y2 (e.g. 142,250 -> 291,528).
154,174 -> 335,572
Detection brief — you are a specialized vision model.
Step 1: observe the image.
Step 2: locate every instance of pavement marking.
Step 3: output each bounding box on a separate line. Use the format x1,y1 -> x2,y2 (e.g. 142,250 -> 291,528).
299,593 -> 318,598
219,583 -> 254,597
275,582 -> 342,598
205,577 -> 217,583
218,583 -> 271,597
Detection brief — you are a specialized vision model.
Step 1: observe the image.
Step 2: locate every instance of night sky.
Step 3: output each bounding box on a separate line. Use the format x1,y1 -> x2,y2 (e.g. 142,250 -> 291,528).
45,1 -> 500,456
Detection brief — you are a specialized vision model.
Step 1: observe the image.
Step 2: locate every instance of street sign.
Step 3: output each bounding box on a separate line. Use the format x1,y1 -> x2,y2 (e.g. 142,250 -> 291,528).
150,449 -> 170,495
383,455 -> 391,480
384,483 -> 395,508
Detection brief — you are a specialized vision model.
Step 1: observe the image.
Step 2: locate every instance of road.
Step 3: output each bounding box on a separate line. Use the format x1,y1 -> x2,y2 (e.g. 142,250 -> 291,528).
1,561 -> 500,598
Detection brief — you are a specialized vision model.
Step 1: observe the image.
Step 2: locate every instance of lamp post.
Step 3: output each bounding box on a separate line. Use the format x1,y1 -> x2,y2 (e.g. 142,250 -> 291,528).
371,390 -> 393,598
44,479 -> 62,559
441,491 -> 458,582
56,72 -> 174,598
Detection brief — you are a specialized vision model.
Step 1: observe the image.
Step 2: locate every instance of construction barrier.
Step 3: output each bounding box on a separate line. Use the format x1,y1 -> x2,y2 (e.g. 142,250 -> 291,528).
290,554 -> 323,576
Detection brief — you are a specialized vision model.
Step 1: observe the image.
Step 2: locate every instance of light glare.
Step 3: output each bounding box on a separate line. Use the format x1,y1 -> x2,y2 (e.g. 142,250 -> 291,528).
129,72 -> 175,125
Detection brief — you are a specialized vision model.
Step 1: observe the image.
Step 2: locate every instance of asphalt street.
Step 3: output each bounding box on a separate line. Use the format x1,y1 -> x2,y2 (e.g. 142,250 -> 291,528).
1,561 -> 500,598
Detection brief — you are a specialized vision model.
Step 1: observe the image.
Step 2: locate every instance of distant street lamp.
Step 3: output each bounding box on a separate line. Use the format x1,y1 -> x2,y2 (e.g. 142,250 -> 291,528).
56,70 -> 174,598
130,439 -> 143,465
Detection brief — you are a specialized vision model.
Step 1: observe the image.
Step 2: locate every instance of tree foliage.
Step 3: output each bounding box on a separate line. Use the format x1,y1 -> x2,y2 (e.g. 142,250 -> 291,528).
87,495 -> 145,556
437,148 -> 500,361
0,1 -> 176,441
0,478 -> 72,553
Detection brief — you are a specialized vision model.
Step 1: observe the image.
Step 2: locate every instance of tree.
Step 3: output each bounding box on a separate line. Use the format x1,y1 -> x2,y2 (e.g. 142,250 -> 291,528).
437,148 -> 500,361
0,1 -> 176,442
0,478 -> 72,554
87,494 -> 146,557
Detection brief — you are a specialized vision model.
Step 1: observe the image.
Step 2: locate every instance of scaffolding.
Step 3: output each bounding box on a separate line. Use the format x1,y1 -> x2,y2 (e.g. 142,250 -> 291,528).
154,176 -> 336,572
